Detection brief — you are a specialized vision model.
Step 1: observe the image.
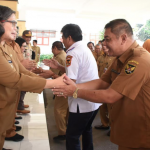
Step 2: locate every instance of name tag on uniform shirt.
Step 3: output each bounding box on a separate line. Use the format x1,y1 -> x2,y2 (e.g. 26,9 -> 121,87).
111,69 -> 120,74
8,60 -> 12,63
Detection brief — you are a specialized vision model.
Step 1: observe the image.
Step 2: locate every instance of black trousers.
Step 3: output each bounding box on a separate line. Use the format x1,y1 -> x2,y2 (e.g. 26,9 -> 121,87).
66,106 -> 98,150
17,91 -> 26,110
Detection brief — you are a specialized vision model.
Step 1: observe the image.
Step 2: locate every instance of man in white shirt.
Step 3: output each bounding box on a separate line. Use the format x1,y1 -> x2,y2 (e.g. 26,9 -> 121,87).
47,24 -> 101,150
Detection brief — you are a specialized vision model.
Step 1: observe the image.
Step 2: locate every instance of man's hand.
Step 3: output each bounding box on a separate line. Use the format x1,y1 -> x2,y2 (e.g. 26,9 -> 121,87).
21,59 -> 36,70
32,67 -> 43,74
43,59 -> 60,69
39,70 -> 55,79
52,75 -> 77,97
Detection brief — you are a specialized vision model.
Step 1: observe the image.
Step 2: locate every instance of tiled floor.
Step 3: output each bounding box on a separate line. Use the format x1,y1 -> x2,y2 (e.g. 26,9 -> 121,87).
3,92 -> 50,150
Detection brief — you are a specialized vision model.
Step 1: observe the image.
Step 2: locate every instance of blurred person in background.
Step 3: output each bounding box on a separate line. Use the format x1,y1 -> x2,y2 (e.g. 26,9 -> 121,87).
87,42 -> 97,60
32,40 -> 41,63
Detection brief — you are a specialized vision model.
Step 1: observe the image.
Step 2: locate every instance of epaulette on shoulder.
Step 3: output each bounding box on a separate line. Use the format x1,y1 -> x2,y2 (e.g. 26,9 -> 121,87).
133,47 -> 144,57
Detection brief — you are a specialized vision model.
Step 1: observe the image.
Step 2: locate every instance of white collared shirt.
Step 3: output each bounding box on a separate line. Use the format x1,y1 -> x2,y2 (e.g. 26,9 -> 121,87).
66,41 -> 101,113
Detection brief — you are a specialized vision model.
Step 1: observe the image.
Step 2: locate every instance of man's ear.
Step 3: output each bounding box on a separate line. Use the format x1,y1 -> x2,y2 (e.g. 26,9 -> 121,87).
121,34 -> 127,45
68,35 -> 72,41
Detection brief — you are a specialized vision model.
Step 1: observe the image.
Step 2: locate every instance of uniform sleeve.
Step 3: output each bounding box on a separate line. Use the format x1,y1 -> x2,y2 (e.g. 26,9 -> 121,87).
16,56 -> 40,78
110,59 -> 148,100
66,53 -> 79,80
51,57 -> 62,75
0,50 -> 46,93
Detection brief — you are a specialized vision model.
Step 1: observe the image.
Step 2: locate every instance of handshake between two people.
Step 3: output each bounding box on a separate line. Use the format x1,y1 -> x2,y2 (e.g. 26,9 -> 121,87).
51,74 -> 77,98
33,58 -> 77,98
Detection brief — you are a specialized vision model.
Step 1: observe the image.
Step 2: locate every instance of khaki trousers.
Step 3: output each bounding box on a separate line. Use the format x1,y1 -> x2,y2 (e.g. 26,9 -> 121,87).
100,103 -> 109,127
0,132 -> 6,150
6,123 -> 16,138
118,146 -> 150,150
54,96 -> 68,135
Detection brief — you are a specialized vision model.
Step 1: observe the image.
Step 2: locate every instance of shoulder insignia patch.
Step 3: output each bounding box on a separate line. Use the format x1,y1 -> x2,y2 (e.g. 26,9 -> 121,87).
125,63 -> 136,74
66,55 -> 73,67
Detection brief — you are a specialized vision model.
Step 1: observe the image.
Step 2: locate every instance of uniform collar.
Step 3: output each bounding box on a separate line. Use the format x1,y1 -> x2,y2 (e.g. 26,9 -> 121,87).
118,41 -> 139,64
55,50 -> 65,58
66,41 -> 82,53
0,42 -> 12,56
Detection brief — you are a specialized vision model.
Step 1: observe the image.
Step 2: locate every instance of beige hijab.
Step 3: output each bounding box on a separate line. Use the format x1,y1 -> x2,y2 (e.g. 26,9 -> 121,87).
143,39 -> 150,53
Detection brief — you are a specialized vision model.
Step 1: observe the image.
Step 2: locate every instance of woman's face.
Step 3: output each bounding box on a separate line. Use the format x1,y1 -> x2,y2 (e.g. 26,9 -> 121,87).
21,42 -> 27,53
2,13 -> 17,41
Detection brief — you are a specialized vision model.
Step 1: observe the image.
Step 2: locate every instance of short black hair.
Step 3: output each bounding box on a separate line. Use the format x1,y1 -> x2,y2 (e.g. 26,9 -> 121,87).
105,19 -> 133,38
15,37 -> 26,48
87,42 -> 94,46
61,24 -> 82,42
52,41 -> 64,50
0,5 -> 15,38
33,40 -> 37,44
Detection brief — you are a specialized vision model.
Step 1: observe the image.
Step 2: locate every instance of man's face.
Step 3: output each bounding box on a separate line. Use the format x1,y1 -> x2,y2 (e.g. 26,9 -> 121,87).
102,45 -> 109,55
62,34 -> 70,50
87,43 -> 94,51
103,28 -> 122,56
95,45 -> 101,53
33,41 -> 36,46
23,36 -> 31,44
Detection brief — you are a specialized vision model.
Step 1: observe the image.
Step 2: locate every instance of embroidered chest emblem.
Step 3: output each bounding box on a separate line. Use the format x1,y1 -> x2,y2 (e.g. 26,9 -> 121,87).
125,64 -> 136,74
66,55 -> 73,67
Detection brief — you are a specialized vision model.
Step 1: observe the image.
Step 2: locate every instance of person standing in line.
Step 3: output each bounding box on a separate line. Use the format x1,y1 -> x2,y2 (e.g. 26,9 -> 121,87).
32,40 -> 41,63
34,41 -> 68,141
87,42 -> 98,60
5,38 -> 29,143
143,39 -> 150,52
95,45 -> 115,136
0,5 -> 65,150
22,30 -> 33,60
17,30 -> 36,114
52,19 -> 150,150
44,24 -> 100,150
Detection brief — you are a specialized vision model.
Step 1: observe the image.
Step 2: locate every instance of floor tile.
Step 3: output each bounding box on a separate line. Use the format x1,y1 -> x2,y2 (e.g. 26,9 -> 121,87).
23,128 -> 49,140
20,140 -> 50,150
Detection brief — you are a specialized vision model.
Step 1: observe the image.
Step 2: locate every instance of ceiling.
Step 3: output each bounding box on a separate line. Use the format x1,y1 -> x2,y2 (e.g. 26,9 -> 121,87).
17,0 -> 150,32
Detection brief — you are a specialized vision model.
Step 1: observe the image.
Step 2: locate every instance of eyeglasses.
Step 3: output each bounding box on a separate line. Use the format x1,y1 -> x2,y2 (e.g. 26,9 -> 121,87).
1,20 -> 17,27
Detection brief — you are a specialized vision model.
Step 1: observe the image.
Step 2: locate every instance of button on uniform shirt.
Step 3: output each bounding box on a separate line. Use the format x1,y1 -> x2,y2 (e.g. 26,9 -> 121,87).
101,41 -> 150,148
66,41 -> 101,113
97,54 -> 115,78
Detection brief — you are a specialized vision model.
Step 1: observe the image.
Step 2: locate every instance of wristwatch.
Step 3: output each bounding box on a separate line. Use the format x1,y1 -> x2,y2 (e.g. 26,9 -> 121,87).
73,88 -> 79,99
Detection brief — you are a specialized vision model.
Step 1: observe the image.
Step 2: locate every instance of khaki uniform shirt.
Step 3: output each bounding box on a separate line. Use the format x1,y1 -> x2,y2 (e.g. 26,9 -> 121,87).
51,50 -> 66,76
97,54 -> 115,78
32,46 -> 41,63
101,41 -> 150,148
51,50 -> 67,102
11,41 -> 24,62
0,43 -> 46,133
92,50 -> 98,61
